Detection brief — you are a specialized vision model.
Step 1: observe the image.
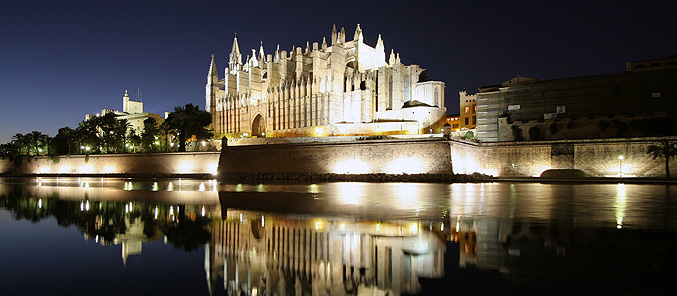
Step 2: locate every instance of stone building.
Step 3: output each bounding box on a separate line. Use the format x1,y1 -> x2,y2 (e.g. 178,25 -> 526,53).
85,90 -> 165,134
206,24 -> 446,138
464,55 -> 677,142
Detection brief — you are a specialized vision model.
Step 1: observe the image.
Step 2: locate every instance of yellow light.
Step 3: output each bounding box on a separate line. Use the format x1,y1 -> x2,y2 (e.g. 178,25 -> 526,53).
376,223 -> 380,232
315,221 -> 321,230
314,127 -> 325,137
410,222 -> 418,234
340,223 -> 346,231
308,184 -> 320,194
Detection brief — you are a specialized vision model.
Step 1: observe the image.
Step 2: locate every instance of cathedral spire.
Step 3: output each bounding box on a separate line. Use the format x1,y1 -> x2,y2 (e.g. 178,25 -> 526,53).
389,49 -> 396,65
339,26 -> 346,44
331,24 -> 337,45
321,36 -> 327,50
208,54 -> 218,84
353,23 -> 363,42
376,34 -> 384,50
259,40 -> 265,63
275,44 -> 280,63
229,34 -> 242,70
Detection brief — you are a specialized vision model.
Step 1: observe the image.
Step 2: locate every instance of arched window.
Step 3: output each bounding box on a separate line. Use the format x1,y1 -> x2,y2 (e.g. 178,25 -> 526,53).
404,75 -> 410,102
434,87 -> 439,107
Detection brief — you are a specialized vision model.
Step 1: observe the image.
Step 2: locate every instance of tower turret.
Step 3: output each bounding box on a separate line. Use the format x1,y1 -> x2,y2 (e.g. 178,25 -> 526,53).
353,23 -> 363,42
331,24 -> 337,45
229,34 -> 242,71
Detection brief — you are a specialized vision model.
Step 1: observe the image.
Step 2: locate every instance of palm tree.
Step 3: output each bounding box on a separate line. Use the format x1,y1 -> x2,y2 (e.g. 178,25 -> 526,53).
647,138 -> 677,180
11,133 -> 28,156
26,131 -> 49,155
165,103 -> 212,152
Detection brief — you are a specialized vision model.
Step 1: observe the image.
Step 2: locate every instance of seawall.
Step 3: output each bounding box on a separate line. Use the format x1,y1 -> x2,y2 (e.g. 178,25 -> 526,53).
218,138 -> 453,180
0,152 -> 220,178
2,137 -> 673,179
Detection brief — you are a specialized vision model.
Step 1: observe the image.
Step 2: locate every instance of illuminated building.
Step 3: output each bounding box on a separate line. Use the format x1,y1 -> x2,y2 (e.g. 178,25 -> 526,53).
206,24 -> 446,138
85,90 -> 165,134
465,55 -> 677,142
205,210 -> 445,295
444,114 -> 460,132
459,91 -> 476,130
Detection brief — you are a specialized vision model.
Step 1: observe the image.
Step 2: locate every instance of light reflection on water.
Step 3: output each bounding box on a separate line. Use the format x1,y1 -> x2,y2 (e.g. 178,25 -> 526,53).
1,178 -> 677,295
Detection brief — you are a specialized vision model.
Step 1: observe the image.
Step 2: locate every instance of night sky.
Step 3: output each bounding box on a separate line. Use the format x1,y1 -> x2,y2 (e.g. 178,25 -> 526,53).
1,0 -> 676,143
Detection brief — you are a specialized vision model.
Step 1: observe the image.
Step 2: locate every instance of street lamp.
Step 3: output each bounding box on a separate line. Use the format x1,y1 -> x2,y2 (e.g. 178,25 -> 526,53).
618,155 -> 624,177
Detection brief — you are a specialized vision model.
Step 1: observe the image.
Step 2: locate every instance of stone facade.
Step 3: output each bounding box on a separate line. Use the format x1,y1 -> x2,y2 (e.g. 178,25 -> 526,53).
206,24 -> 446,138
466,56 -> 677,142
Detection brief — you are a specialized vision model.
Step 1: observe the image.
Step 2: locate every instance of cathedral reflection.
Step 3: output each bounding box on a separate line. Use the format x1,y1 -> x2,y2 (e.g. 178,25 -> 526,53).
205,210 -> 446,296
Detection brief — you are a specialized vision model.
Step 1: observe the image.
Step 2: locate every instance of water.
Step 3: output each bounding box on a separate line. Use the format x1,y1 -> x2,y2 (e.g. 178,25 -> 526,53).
1,178 -> 676,295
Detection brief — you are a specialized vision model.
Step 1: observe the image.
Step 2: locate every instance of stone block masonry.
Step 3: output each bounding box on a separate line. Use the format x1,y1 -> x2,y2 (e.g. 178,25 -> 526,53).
218,139 -> 453,178
0,152 -> 220,177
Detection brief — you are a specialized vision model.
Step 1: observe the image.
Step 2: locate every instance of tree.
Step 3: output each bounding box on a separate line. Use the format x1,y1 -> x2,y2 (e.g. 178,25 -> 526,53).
76,119 -> 99,154
165,103 -> 212,152
646,138 -> 677,180
141,117 -> 160,152
11,133 -> 28,156
25,131 -> 50,155
52,127 -> 76,155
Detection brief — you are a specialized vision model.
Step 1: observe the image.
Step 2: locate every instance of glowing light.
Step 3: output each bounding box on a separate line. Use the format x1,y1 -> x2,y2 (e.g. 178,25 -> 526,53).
315,221 -> 322,230
152,182 -> 159,191
333,159 -> 370,174
167,182 -> 174,191
340,223 -> 346,231
440,222 -> 444,232
257,184 -> 266,192
169,206 -> 174,216
85,200 -> 90,211
57,165 -> 71,173
38,199 -> 42,209
235,183 -> 244,192
261,215 -> 265,228
177,161 -> 194,173
314,127 -> 325,137
308,184 -> 320,194
101,165 -> 116,173
198,182 -> 206,191
80,202 -> 84,211
410,222 -> 418,234
170,142 -> 175,147
376,223 -> 380,232
201,141 -> 206,147
201,206 -> 206,217
386,157 -> 426,174
239,213 -> 243,224
154,207 -> 158,219
208,162 -> 218,175
615,183 -> 627,229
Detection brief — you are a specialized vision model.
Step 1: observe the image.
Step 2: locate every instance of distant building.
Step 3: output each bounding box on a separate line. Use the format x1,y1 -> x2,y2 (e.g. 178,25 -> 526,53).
462,55 -> 677,142
206,24 -> 446,138
85,90 -> 165,134
444,114 -> 460,132
459,91 -> 476,130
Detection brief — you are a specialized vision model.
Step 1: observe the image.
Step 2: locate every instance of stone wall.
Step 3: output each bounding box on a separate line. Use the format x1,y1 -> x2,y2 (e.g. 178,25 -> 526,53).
218,139 -> 452,175
451,137 -> 677,178
3,137 -> 674,179
0,152 -> 220,177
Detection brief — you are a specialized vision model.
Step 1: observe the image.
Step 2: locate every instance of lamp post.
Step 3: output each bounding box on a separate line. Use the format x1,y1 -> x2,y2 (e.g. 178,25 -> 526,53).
618,155 -> 624,177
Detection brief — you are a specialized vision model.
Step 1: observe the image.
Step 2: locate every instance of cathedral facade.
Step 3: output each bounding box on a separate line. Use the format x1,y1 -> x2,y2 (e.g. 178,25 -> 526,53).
206,24 -> 446,138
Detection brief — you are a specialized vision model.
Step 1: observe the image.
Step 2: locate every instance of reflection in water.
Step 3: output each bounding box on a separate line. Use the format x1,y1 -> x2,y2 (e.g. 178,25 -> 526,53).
2,179 -> 677,295
205,210 -> 445,296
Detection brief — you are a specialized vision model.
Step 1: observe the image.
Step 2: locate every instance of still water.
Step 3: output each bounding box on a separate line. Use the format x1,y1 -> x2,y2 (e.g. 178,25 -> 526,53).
1,178 -> 676,295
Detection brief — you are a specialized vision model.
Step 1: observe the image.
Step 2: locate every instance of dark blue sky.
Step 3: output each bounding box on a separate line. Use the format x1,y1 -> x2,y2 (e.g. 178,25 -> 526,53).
1,0 -> 676,143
